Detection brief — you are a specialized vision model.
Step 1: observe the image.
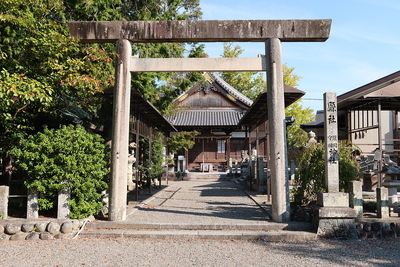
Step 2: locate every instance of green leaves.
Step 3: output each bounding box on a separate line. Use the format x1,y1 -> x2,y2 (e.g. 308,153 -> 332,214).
10,125 -> 110,218
285,100 -> 315,148
167,131 -> 198,154
220,43 -> 265,101
294,140 -> 363,205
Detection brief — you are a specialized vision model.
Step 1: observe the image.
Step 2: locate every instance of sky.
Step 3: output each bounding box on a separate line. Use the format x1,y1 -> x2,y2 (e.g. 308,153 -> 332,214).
198,0 -> 400,113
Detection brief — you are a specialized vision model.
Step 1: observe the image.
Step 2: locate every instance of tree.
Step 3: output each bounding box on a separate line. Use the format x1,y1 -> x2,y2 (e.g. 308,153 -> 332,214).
293,140 -> 363,205
220,43 -> 265,100
0,0 -> 204,174
282,65 -> 314,148
219,42 -> 314,148
9,125 -> 110,218
137,132 -> 165,186
285,100 -> 315,148
167,131 -> 199,154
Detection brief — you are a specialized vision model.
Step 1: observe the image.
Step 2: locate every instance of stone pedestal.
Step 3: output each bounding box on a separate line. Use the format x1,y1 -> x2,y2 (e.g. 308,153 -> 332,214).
312,192 -> 357,237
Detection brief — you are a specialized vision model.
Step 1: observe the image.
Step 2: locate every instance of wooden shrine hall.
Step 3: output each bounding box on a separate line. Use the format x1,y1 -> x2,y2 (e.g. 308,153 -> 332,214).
167,72 -> 305,172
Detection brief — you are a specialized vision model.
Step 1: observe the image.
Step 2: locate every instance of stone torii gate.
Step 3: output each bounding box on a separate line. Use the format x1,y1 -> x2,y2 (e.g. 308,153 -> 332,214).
68,20 -> 331,222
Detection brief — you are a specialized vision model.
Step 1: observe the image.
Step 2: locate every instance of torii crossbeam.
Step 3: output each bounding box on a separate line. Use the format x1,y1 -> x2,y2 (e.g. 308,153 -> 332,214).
68,19 -> 331,222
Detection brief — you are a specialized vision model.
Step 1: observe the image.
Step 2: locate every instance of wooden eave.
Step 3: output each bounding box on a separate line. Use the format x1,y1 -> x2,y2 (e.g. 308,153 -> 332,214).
239,85 -> 306,130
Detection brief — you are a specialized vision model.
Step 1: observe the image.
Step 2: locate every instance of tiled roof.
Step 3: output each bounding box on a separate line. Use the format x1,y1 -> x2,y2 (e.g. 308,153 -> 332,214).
167,109 -> 245,127
207,72 -> 253,107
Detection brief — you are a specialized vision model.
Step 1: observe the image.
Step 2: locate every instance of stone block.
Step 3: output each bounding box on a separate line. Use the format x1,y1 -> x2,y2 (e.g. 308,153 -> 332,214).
316,218 -> 355,238
317,192 -> 349,207
9,233 -> 28,241
40,232 -> 53,240
313,206 -> 356,218
60,222 -> 73,234
5,223 -> 21,235
312,205 -> 356,238
35,222 -> 48,232
21,223 -> 35,233
26,232 -> 40,241
46,222 -> 60,235
0,186 -> 9,219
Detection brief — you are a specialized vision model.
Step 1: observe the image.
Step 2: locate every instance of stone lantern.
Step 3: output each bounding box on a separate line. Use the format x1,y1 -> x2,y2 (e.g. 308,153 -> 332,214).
127,142 -> 137,191
381,166 -> 400,211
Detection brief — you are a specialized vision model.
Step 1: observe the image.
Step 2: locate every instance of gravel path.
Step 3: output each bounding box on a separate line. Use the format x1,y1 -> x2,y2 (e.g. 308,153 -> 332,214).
1,238 -> 400,266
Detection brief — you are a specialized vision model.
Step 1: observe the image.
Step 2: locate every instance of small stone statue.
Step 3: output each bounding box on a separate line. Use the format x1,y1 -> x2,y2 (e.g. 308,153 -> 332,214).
307,131 -> 317,144
241,150 -> 250,163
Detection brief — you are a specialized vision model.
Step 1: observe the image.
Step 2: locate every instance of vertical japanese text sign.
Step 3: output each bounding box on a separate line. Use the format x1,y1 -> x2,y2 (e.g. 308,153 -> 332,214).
324,91 -> 339,192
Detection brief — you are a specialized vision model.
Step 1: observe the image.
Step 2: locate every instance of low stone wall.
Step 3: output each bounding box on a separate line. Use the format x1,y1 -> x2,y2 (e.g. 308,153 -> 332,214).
324,221 -> 400,239
0,219 -> 86,241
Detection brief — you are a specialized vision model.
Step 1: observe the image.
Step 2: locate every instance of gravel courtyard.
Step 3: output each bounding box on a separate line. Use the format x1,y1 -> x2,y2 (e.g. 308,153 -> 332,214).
1,237 -> 399,266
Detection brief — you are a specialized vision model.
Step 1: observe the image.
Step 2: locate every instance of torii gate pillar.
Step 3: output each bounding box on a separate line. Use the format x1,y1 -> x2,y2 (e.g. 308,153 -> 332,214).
109,39 -> 132,221
68,20 -> 332,222
266,38 -> 290,222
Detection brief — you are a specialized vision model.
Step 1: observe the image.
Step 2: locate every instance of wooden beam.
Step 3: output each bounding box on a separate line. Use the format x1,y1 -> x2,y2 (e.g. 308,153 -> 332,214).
130,57 -> 266,72
68,20 -> 332,43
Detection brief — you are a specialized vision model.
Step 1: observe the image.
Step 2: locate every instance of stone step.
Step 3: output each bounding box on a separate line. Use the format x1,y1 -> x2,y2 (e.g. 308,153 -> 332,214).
79,229 -> 317,241
185,173 -> 231,180
85,221 -> 313,231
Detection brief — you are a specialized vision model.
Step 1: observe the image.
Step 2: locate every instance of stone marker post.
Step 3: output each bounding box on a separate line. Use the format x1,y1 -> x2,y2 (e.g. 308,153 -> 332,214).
349,180 -> 363,218
58,182 -> 70,219
313,91 -> 356,237
377,187 -> 389,218
0,186 -> 9,219
324,91 -> 339,193
27,189 -> 39,219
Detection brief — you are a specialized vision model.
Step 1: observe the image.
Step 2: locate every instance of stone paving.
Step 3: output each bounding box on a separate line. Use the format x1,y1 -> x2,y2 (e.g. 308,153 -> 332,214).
125,179 -> 272,225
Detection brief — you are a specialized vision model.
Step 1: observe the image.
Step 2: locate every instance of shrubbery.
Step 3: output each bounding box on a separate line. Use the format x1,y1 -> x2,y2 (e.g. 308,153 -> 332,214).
294,140 -> 363,205
10,124 -> 110,219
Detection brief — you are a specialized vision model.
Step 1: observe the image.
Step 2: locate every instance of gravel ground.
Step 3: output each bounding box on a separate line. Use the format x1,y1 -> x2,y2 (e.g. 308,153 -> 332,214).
1,237 -> 400,266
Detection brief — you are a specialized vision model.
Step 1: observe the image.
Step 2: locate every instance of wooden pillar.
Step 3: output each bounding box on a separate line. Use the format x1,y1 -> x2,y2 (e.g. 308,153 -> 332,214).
135,118 -> 140,201
377,100 -> 382,187
148,127 -> 152,194
226,137 -> 231,170
183,149 -> 188,172
265,38 -> 290,222
109,39 -> 132,221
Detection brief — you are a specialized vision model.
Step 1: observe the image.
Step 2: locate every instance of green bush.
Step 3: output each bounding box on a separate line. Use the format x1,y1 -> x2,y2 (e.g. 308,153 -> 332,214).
294,140 -> 363,205
138,133 -> 165,184
10,124 -> 110,219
